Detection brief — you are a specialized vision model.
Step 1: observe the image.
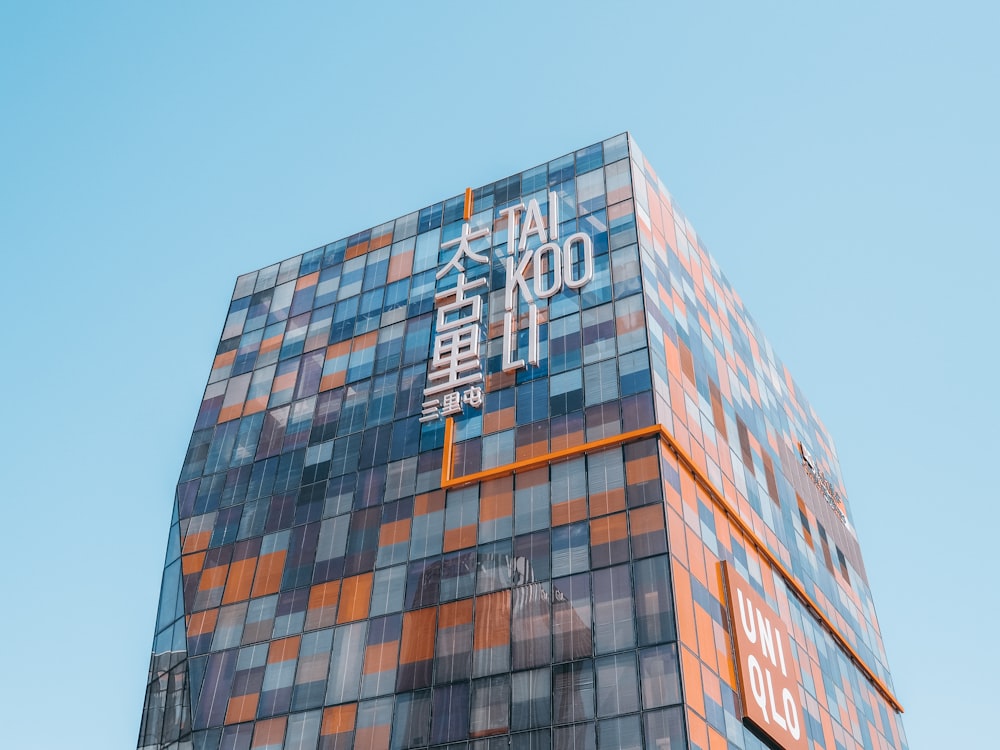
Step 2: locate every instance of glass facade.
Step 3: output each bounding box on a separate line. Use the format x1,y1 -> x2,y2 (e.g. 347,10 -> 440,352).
139,134 -> 906,750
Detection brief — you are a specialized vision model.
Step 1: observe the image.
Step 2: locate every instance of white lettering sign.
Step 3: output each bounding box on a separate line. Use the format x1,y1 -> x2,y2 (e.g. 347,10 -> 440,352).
422,188 -> 595,421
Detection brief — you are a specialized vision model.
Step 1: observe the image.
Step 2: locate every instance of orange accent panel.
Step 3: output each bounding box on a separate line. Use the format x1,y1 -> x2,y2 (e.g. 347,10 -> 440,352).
474,591 -> 511,649
363,641 -> 399,675
217,403 -> 243,424
199,564 -> 229,591
379,519 -> 411,547
671,563 -> 697,651
307,580 -> 340,615
251,717 -> 287,748
479,478 -> 513,521
187,609 -> 218,637
268,635 -> 301,663
243,396 -> 268,415
321,703 -> 357,735
630,504 -> 665,534
259,334 -> 283,356
551,498 -> 587,527
354,726 -> 390,749
588,487 -> 625,518
251,551 -> 286,598
414,490 -> 445,516
443,524 -> 477,552
400,608 -> 437,663
387,250 -> 414,283
295,272 -> 319,291
225,694 -> 259,725
213,350 -> 237,369
590,513 -> 628,546
182,552 -> 205,575
338,573 -> 373,623
371,231 -> 392,251
345,240 -> 371,260
680,646 -> 705,717
439,599 -> 474,628
222,557 -> 257,604
182,530 -> 211,555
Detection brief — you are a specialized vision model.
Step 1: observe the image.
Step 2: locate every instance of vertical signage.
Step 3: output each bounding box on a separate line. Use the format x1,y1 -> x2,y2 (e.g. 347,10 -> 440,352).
721,562 -> 808,750
420,188 -> 594,422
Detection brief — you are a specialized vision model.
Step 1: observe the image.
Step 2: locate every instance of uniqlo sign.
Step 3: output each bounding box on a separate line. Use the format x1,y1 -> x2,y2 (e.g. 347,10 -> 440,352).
722,562 -> 808,750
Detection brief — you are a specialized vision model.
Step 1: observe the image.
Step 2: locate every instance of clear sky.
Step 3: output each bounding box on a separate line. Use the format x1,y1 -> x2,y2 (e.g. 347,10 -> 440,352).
1,2 -> 995,748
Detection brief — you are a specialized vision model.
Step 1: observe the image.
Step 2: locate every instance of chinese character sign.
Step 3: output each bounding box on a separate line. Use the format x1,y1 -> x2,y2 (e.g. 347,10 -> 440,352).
421,189 -> 595,422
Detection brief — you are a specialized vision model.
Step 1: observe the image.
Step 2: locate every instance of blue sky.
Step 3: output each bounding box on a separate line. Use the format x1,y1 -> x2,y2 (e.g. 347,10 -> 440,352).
1,2 -> 996,748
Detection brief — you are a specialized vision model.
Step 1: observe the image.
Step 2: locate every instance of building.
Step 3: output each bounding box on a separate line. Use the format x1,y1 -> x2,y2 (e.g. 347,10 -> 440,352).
138,134 -> 906,750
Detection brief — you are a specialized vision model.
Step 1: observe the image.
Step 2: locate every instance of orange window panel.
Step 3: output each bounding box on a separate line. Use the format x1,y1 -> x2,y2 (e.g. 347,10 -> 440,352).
320,341 -> 351,391
443,524 -> 477,553
473,591 -> 511,649
590,513 -> 628,547
671,563 -> 698,652
370,231 -> 392,251
414,490 -> 445,516
701,663 -> 723,706
694,606 -> 719,673
338,573 -> 373,624
588,486 -> 625,518
351,330 -> 378,353
685,709 -> 709,750
479,477 -> 513,522
243,394 -> 269,416
218,404 -> 244,426
222,557 -> 257,604
182,530 -> 211,555
625,451 -> 659,484
250,550 -> 286,598
400,608 -> 437,664
680,646 -> 705,717
363,641 -> 399,675
379,519 -> 411,547
187,609 -> 218,637
213,349 -> 237,370
225,694 -> 259,725
251,717 -> 287,748
514,422 -> 548,461
354,725 -> 390,750
295,272 -> 319,291
551,497 -> 587,527
270,370 -> 297,395
386,251 -> 413,283
199,564 -> 229,592
321,703 -> 357,736
182,552 -> 205,576
550,413 -> 585,452
631,504 -> 666,535
305,580 -> 341,631
665,509 -> 689,567
482,406 -> 515,435
439,599 -> 474,629
707,726 -> 729,750
268,635 -> 301,663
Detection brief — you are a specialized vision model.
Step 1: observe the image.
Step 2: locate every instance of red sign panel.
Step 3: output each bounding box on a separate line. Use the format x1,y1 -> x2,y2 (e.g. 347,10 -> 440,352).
722,562 -> 808,750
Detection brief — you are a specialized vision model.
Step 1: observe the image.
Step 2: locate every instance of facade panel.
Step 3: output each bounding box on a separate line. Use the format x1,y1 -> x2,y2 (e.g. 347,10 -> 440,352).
139,134 -> 905,750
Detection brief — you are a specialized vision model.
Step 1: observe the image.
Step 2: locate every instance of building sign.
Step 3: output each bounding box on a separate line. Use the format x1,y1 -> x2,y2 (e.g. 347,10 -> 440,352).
421,190 -> 594,422
722,562 -> 808,750
797,441 -> 848,526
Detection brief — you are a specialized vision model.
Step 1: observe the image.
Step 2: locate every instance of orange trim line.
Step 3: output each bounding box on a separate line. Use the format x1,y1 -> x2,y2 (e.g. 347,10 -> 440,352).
463,187 -> 474,221
439,417 -> 904,714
